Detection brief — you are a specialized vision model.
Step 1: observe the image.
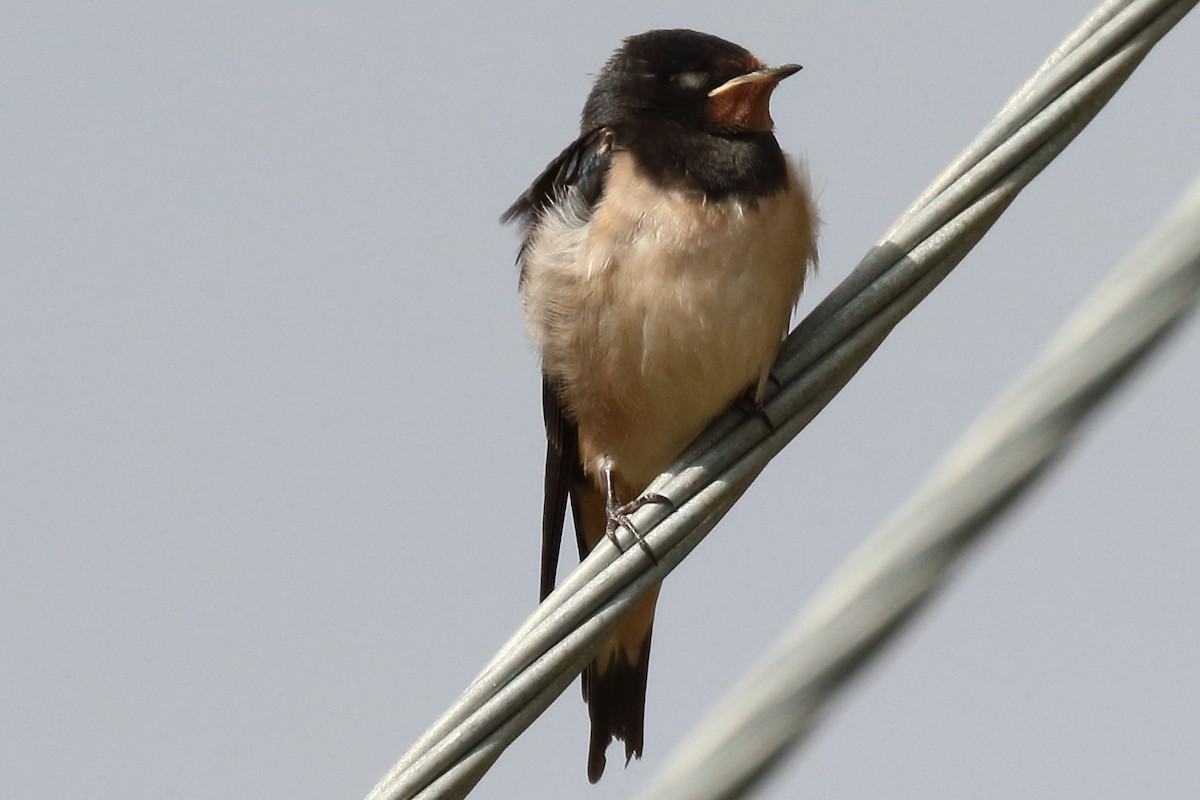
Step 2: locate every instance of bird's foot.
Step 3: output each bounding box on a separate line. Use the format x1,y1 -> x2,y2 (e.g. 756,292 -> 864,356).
736,380 -> 779,433
602,463 -> 673,563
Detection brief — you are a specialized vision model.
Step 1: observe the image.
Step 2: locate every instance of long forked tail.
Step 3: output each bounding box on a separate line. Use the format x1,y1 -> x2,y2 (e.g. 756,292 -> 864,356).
582,586 -> 660,783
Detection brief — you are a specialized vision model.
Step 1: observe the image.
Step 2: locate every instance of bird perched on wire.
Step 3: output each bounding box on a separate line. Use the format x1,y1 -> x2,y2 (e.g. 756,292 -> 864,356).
503,28 -> 818,783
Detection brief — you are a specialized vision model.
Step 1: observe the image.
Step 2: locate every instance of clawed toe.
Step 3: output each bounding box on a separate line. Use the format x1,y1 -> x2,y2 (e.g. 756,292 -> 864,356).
601,464 -> 673,563
736,384 -> 779,433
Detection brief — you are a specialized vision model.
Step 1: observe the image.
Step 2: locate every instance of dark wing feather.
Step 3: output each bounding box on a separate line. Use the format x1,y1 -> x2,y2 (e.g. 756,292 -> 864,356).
504,127 -> 615,601
539,377 -> 583,601
502,127 -> 615,285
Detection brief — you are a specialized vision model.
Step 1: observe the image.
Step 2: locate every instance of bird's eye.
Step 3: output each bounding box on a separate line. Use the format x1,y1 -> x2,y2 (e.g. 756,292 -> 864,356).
671,71 -> 708,92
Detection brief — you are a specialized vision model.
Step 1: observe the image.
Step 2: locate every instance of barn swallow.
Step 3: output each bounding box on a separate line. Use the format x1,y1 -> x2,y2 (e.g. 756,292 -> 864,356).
503,29 -> 818,783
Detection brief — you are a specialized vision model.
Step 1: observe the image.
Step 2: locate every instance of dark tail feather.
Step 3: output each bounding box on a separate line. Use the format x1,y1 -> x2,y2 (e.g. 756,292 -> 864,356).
582,629 -> 653,783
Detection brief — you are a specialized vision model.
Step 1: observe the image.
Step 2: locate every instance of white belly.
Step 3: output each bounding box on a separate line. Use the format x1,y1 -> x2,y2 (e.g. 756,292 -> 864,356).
522,152 -> 817,490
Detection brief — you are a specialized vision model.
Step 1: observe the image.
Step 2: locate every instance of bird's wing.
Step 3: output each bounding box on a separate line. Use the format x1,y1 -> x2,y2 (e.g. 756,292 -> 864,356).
539,376 -> 586,600
503,127 -> 615,601
503,127 -> 615,285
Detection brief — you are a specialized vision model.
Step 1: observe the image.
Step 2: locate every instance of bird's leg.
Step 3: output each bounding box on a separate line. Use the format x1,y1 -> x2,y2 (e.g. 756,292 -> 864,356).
601,460 -> 673,564
735,373 -> 781,433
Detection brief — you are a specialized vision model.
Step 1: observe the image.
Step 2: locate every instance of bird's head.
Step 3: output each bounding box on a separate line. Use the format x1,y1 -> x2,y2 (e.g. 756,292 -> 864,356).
582,29 -> 801,136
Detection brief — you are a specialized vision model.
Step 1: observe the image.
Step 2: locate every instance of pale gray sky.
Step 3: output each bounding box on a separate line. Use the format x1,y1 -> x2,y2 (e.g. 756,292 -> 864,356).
3,2 -> 1198,798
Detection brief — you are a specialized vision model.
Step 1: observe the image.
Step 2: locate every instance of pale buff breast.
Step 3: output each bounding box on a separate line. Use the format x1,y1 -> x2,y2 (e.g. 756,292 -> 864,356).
523,152 -> 817,491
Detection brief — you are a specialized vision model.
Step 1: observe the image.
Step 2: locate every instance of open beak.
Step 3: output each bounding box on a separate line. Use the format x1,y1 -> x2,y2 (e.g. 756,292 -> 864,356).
707,63 -> 803,98
706,63 -> 802,132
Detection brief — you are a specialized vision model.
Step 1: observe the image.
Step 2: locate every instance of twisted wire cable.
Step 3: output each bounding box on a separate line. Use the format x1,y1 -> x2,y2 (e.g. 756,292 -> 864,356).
638,170 -> 1200,800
